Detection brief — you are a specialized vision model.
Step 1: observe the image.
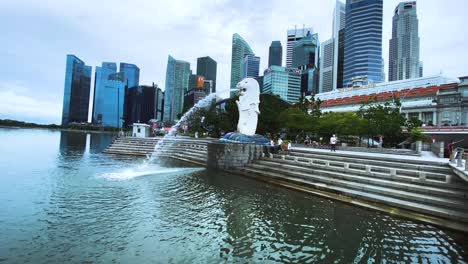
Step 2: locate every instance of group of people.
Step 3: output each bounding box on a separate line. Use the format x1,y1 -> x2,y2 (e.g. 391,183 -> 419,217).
295,133 -> 338,152
268,137 -> 292,154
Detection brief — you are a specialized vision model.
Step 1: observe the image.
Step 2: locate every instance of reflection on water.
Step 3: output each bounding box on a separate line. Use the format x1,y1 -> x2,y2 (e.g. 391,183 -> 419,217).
0,128 -> 467,263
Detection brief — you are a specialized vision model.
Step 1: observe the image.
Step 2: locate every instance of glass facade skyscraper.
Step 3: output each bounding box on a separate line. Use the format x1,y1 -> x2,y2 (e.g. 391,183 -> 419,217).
268,41 -> 282,67
230,33 -> 253,97
343,0 -> 384,87
100,72 -> 126,128
292,32 -> 319,69
164,55 -> 190,122
196,56 -> 217,92
242,54 -> 260,79
292,33 -> 320,96
286,27 -> 313,68
61,55 -> 92,125
92,62 -> 117,123
263,66 -> 301,104
120,63 -> 140,88
389,1 -> 422,81
125,83 -> 162,126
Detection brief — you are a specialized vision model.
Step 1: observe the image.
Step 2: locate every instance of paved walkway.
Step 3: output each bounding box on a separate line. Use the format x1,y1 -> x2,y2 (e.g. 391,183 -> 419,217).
291,146 -> 450,164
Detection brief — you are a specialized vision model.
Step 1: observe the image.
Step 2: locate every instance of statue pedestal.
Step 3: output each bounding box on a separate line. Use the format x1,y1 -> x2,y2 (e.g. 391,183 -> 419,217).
207,142 -> 264,170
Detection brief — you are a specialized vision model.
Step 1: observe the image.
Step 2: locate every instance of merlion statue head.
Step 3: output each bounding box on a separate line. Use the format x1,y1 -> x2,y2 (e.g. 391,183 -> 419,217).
236,78 -> 260,110
235,78 -> 260,136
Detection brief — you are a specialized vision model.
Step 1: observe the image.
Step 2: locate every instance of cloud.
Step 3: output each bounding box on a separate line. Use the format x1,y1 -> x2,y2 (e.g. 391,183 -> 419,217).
0,83 -> 61,124
0,0 -> 467,123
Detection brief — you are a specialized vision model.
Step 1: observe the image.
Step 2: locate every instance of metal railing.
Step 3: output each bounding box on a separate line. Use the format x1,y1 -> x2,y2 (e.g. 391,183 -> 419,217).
451,147 -> 468,171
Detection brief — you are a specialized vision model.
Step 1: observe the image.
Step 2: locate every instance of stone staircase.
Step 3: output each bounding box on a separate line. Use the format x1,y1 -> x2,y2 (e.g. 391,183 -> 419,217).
239,148 -> 468,228
153,138 -> 211,165
103,137 -> 158,156
103,137 -> 211,165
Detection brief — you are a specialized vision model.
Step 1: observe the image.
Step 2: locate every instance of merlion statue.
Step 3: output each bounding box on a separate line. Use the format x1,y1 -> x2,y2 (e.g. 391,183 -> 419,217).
235,78 -> 260,136
220,78 -> 268,145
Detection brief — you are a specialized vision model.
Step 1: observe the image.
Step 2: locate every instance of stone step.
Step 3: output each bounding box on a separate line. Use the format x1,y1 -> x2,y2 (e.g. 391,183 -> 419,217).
154,150 -> 207,159
103,150 -> 149,156
287,151 -> 451,173
257,158 -> 468,195
241,167 -> 468,223
250,162 -> 468,209
269,154 -> 466,190
171,153 -> 206,164
104,146 -> 152,151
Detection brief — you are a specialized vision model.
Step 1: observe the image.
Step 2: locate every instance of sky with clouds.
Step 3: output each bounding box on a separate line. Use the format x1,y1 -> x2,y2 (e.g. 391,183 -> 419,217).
1,0 -> 467,124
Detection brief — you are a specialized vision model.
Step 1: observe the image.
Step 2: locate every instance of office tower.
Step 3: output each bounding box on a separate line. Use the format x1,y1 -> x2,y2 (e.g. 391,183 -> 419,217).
292,32 -> 319,69
230,33 -> 254,97
337,29 -> 345,88
92,62 -> 117,123
120,63 -> 140,88
164,55 -> 190,122
292,33 -> 320,95
189,74 -> 205,90
99,72 -> 126,128
61,55 -> 92,125
320,0 -> 346,92
263,66 -> 301,104
196,56 -> 217,92
242,54 -> 260,79
389,1 -> 422,81
286,26 -> 313,67
125,83 -> 163,125
343,0 -> 384,87
319,39 -> 335,93
268,41 -> 283,67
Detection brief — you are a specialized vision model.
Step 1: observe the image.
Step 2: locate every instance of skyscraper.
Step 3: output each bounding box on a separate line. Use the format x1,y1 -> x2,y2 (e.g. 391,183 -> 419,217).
263,66 -> 301,104
268,41 -> 282,67
196,56 -> 217,92
92,62 -> 117,123
292,33 -> 320,95
164,55 -> 190,122
242,54 -> 260,79
125,83 -> 162,126
61,55 -> 92,125
343,0 -> 384,87
120,63 -> 140,88
389,1 -> 422,81
100,72 -> 126,128
319,39 -> 335,93
286,26 -> 313,68
292,32 -> 319,69
319,0 -> 346,92
230,33 -> 254,97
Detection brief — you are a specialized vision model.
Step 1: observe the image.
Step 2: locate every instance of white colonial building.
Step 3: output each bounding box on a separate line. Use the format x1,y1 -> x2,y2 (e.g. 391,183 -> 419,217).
313,74 -> 468,126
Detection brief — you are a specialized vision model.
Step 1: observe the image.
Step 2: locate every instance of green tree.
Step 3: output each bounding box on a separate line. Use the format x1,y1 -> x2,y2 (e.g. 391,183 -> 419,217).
358,96 -> 406,146
278,107 -> 314,136
406,117 -> 423,132
257,94 -> 290,135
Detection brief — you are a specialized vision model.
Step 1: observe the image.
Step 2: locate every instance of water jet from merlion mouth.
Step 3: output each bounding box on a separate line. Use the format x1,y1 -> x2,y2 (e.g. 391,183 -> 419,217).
150,92 -> 219,162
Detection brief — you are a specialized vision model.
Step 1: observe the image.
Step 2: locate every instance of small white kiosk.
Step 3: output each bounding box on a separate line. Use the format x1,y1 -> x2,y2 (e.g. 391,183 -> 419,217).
132,123 -> 150,138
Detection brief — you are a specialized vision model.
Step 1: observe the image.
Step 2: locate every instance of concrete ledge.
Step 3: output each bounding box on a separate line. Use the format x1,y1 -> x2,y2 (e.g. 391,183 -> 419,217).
235,169 -> 468,234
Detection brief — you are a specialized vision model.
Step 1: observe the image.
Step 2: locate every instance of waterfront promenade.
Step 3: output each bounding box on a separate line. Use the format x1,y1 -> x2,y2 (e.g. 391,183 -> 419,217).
104,137 -> 468,233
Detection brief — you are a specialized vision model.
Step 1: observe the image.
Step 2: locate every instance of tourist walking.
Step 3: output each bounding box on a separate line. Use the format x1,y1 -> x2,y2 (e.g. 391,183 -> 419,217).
330,134 -> 337,152
295,134 -> 299,144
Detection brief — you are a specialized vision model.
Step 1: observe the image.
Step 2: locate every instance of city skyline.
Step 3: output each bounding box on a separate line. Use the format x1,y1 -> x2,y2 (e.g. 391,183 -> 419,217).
1,0 -> 468,124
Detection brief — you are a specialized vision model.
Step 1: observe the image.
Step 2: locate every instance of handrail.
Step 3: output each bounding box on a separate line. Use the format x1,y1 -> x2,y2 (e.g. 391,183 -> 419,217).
451,147 -> 468,172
